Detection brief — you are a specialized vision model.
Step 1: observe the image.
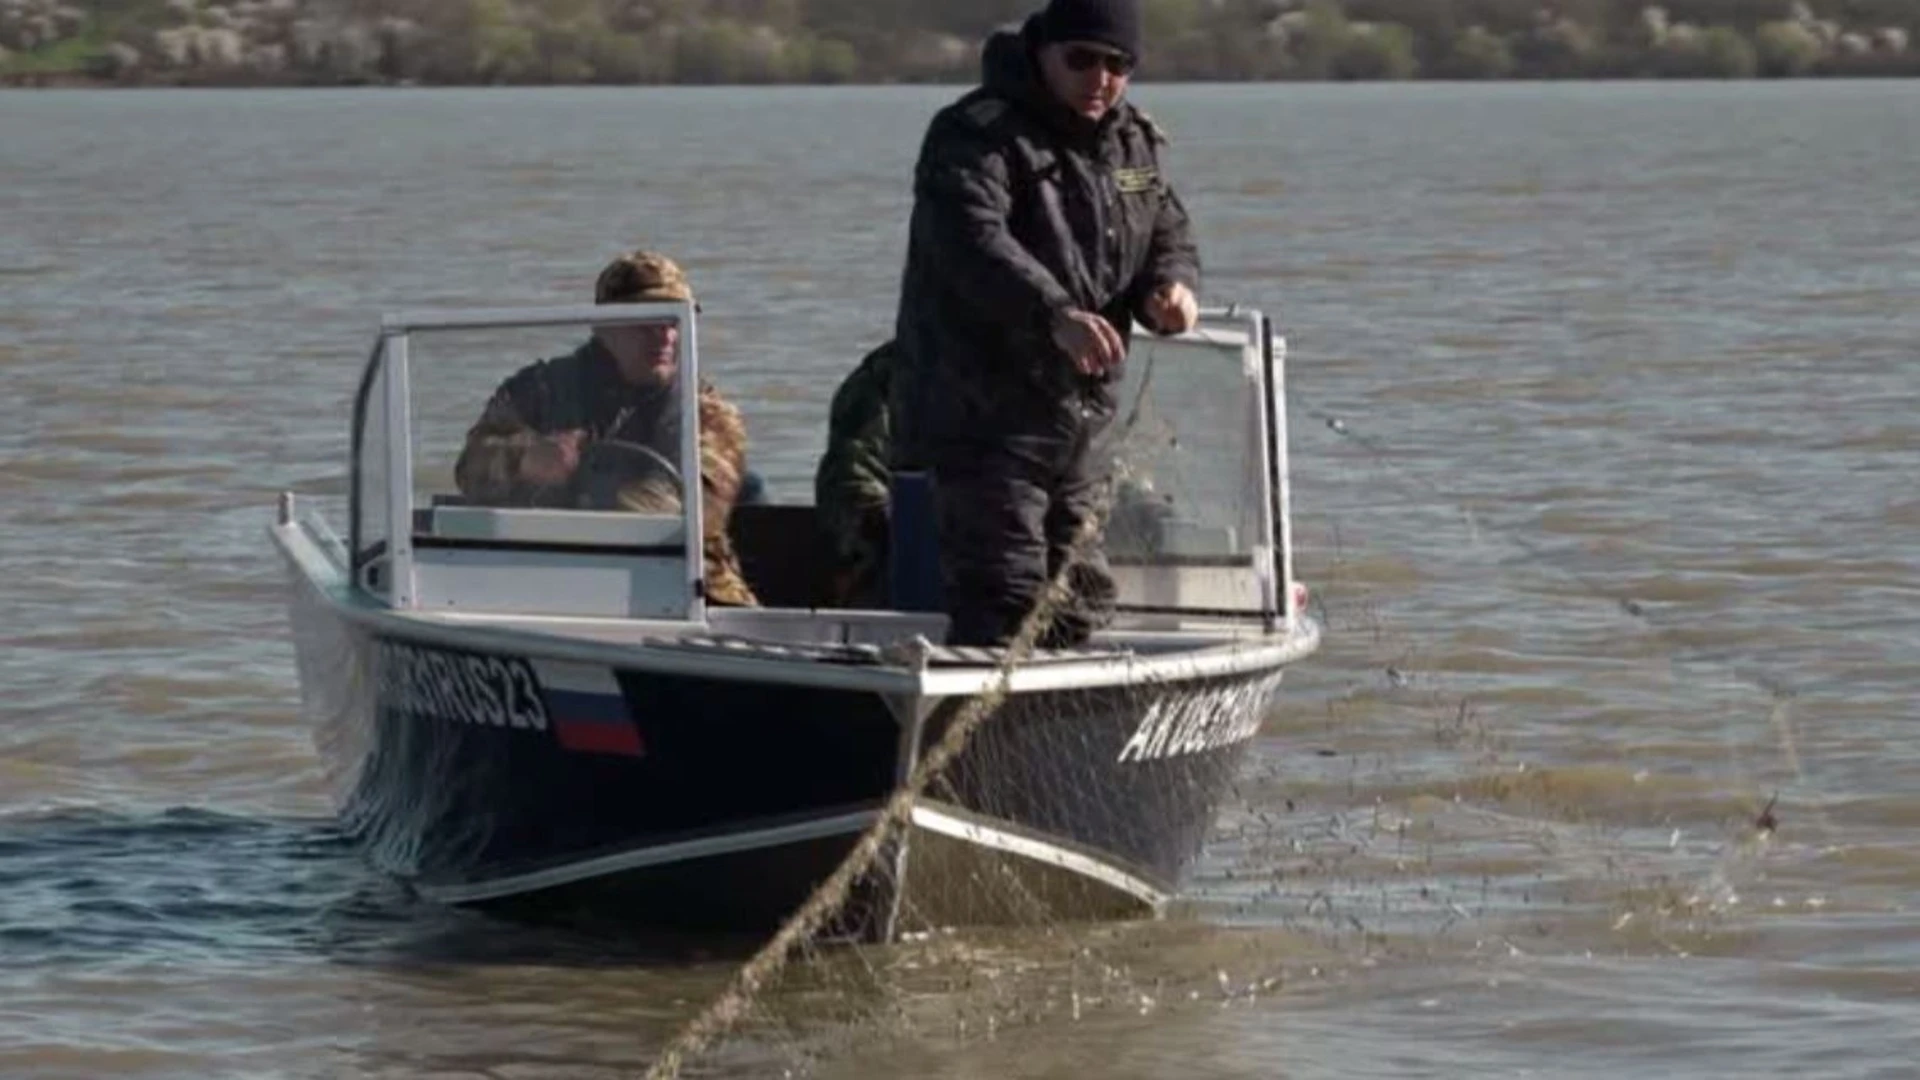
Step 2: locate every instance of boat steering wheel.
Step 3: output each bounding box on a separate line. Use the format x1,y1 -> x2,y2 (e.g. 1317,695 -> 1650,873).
576,438 -> 686,510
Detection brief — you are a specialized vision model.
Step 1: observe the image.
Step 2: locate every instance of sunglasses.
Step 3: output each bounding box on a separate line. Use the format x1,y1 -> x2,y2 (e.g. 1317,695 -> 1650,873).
1061,45 -> 1135,76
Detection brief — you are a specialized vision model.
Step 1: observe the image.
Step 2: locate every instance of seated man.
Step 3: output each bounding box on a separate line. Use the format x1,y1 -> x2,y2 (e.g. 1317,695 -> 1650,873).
453,249 -> 759,607
813,340 -> 897,608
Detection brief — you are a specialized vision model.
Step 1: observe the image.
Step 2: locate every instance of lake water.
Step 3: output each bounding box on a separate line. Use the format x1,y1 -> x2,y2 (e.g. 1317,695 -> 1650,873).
2,80 -> 1916,1078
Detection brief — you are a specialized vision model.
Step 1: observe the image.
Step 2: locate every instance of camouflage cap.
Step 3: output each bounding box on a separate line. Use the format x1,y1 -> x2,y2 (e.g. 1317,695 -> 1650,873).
594,250 -> 694,304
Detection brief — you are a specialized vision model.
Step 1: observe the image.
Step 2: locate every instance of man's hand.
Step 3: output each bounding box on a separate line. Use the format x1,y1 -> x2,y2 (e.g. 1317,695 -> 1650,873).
1051,308 -> 1126,377
1143,281 -> 1199,336
520,429 -> 585,487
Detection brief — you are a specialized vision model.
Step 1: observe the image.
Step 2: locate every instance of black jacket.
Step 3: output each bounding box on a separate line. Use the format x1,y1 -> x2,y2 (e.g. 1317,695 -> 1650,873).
891,18 -> 1200,463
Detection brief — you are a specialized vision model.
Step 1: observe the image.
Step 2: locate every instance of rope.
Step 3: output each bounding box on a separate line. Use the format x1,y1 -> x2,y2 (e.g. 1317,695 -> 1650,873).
643,338 -> 1166,1079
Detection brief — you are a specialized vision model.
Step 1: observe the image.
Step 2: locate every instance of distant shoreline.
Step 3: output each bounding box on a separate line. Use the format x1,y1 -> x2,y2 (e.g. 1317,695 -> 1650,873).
6,72 -> 1918,91
6,0 -> 1915,89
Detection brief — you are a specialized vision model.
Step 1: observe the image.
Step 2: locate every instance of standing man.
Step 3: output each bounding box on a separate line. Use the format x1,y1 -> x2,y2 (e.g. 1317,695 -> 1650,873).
891,0 -> 1201,648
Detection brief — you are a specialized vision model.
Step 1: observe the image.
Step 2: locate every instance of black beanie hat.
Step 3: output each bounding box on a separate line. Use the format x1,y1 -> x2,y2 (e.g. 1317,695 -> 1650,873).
1036,0 -> 1143,60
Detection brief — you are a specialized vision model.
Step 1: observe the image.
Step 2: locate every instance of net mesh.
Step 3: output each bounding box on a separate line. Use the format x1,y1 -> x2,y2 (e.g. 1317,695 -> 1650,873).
1104,325 -> 1277,629
636,327 -> 1302,1077
1205,390 -> 1822,963
375,320 -> 1810,1077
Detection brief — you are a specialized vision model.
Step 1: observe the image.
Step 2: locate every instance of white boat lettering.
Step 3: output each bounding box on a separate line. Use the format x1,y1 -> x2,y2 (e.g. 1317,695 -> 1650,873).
1116,673 -> 1283,763
377,641 -> 550,731
506,661 -> 548,730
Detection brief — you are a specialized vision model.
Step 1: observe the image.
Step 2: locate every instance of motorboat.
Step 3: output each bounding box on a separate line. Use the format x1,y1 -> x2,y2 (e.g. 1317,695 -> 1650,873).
268,299 -> 1320,939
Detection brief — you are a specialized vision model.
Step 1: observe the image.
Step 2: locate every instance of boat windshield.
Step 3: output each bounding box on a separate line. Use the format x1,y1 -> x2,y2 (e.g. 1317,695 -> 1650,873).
1101,314 -> 1287,628
349,303 -> 706,616
411,314 -> 696,526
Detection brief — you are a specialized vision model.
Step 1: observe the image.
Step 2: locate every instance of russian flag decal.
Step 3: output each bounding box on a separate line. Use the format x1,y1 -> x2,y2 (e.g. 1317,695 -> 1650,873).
531,660 -> 645,757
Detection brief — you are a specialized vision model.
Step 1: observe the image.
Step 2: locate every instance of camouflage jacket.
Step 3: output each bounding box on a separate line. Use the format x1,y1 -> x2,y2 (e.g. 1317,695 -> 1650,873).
814,340 -> 896,567
452,340 -> 757,606
891,19 -> 1200,462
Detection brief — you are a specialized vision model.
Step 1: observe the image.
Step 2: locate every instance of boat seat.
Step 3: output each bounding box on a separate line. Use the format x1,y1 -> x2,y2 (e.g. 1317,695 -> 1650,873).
727,502 -> 840,608
888,471 -> 942,613
729,474 -> 940,614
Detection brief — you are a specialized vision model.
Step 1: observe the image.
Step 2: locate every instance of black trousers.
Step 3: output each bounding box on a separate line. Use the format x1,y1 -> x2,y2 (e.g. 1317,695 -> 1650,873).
928,416 -> 1118,649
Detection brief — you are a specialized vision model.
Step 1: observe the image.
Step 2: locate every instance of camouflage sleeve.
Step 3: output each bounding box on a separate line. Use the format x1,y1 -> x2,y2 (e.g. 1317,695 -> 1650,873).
452,379 -> 545,506
696,382 -> 758,606
913,104 -> 1076,335
814,343 -> 895,560
697,381 -> 747,521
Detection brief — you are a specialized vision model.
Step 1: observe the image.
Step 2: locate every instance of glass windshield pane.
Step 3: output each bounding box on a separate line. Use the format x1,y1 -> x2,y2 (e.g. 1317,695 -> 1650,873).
405,314 -> 693,539
351,351 -> 390,570
1104,326 -> 1271,621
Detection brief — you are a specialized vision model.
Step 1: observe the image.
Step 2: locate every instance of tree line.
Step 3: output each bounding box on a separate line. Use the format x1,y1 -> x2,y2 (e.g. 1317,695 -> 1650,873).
3,0 -> 1916,86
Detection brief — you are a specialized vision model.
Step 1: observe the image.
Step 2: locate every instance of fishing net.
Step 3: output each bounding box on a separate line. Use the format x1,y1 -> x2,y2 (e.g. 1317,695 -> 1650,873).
369,311 -> 1816,1078
624,316 -> 1825,1077
603,323 -> 1326,1079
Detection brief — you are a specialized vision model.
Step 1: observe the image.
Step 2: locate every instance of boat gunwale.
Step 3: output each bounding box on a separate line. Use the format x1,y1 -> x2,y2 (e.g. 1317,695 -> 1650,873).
271,510 -> 1321,699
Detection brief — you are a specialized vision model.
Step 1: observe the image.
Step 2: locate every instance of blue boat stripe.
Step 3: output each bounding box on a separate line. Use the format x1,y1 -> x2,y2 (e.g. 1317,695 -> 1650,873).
543,688 -> 629,726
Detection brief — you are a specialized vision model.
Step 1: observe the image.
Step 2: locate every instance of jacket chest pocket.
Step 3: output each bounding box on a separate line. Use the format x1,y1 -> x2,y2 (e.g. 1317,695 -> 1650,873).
1111,164 -> 1161,232
1102,163 -> 1161,284
1021,151 -> 1095,231
1011,151 -> 1104,288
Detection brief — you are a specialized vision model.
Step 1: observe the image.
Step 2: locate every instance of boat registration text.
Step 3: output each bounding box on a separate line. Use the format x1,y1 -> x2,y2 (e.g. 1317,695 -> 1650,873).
375,640 -> 550,731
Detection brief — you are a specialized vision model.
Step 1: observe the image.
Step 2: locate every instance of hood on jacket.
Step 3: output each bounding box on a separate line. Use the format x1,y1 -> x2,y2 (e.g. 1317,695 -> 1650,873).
978,17 -> 1123,138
